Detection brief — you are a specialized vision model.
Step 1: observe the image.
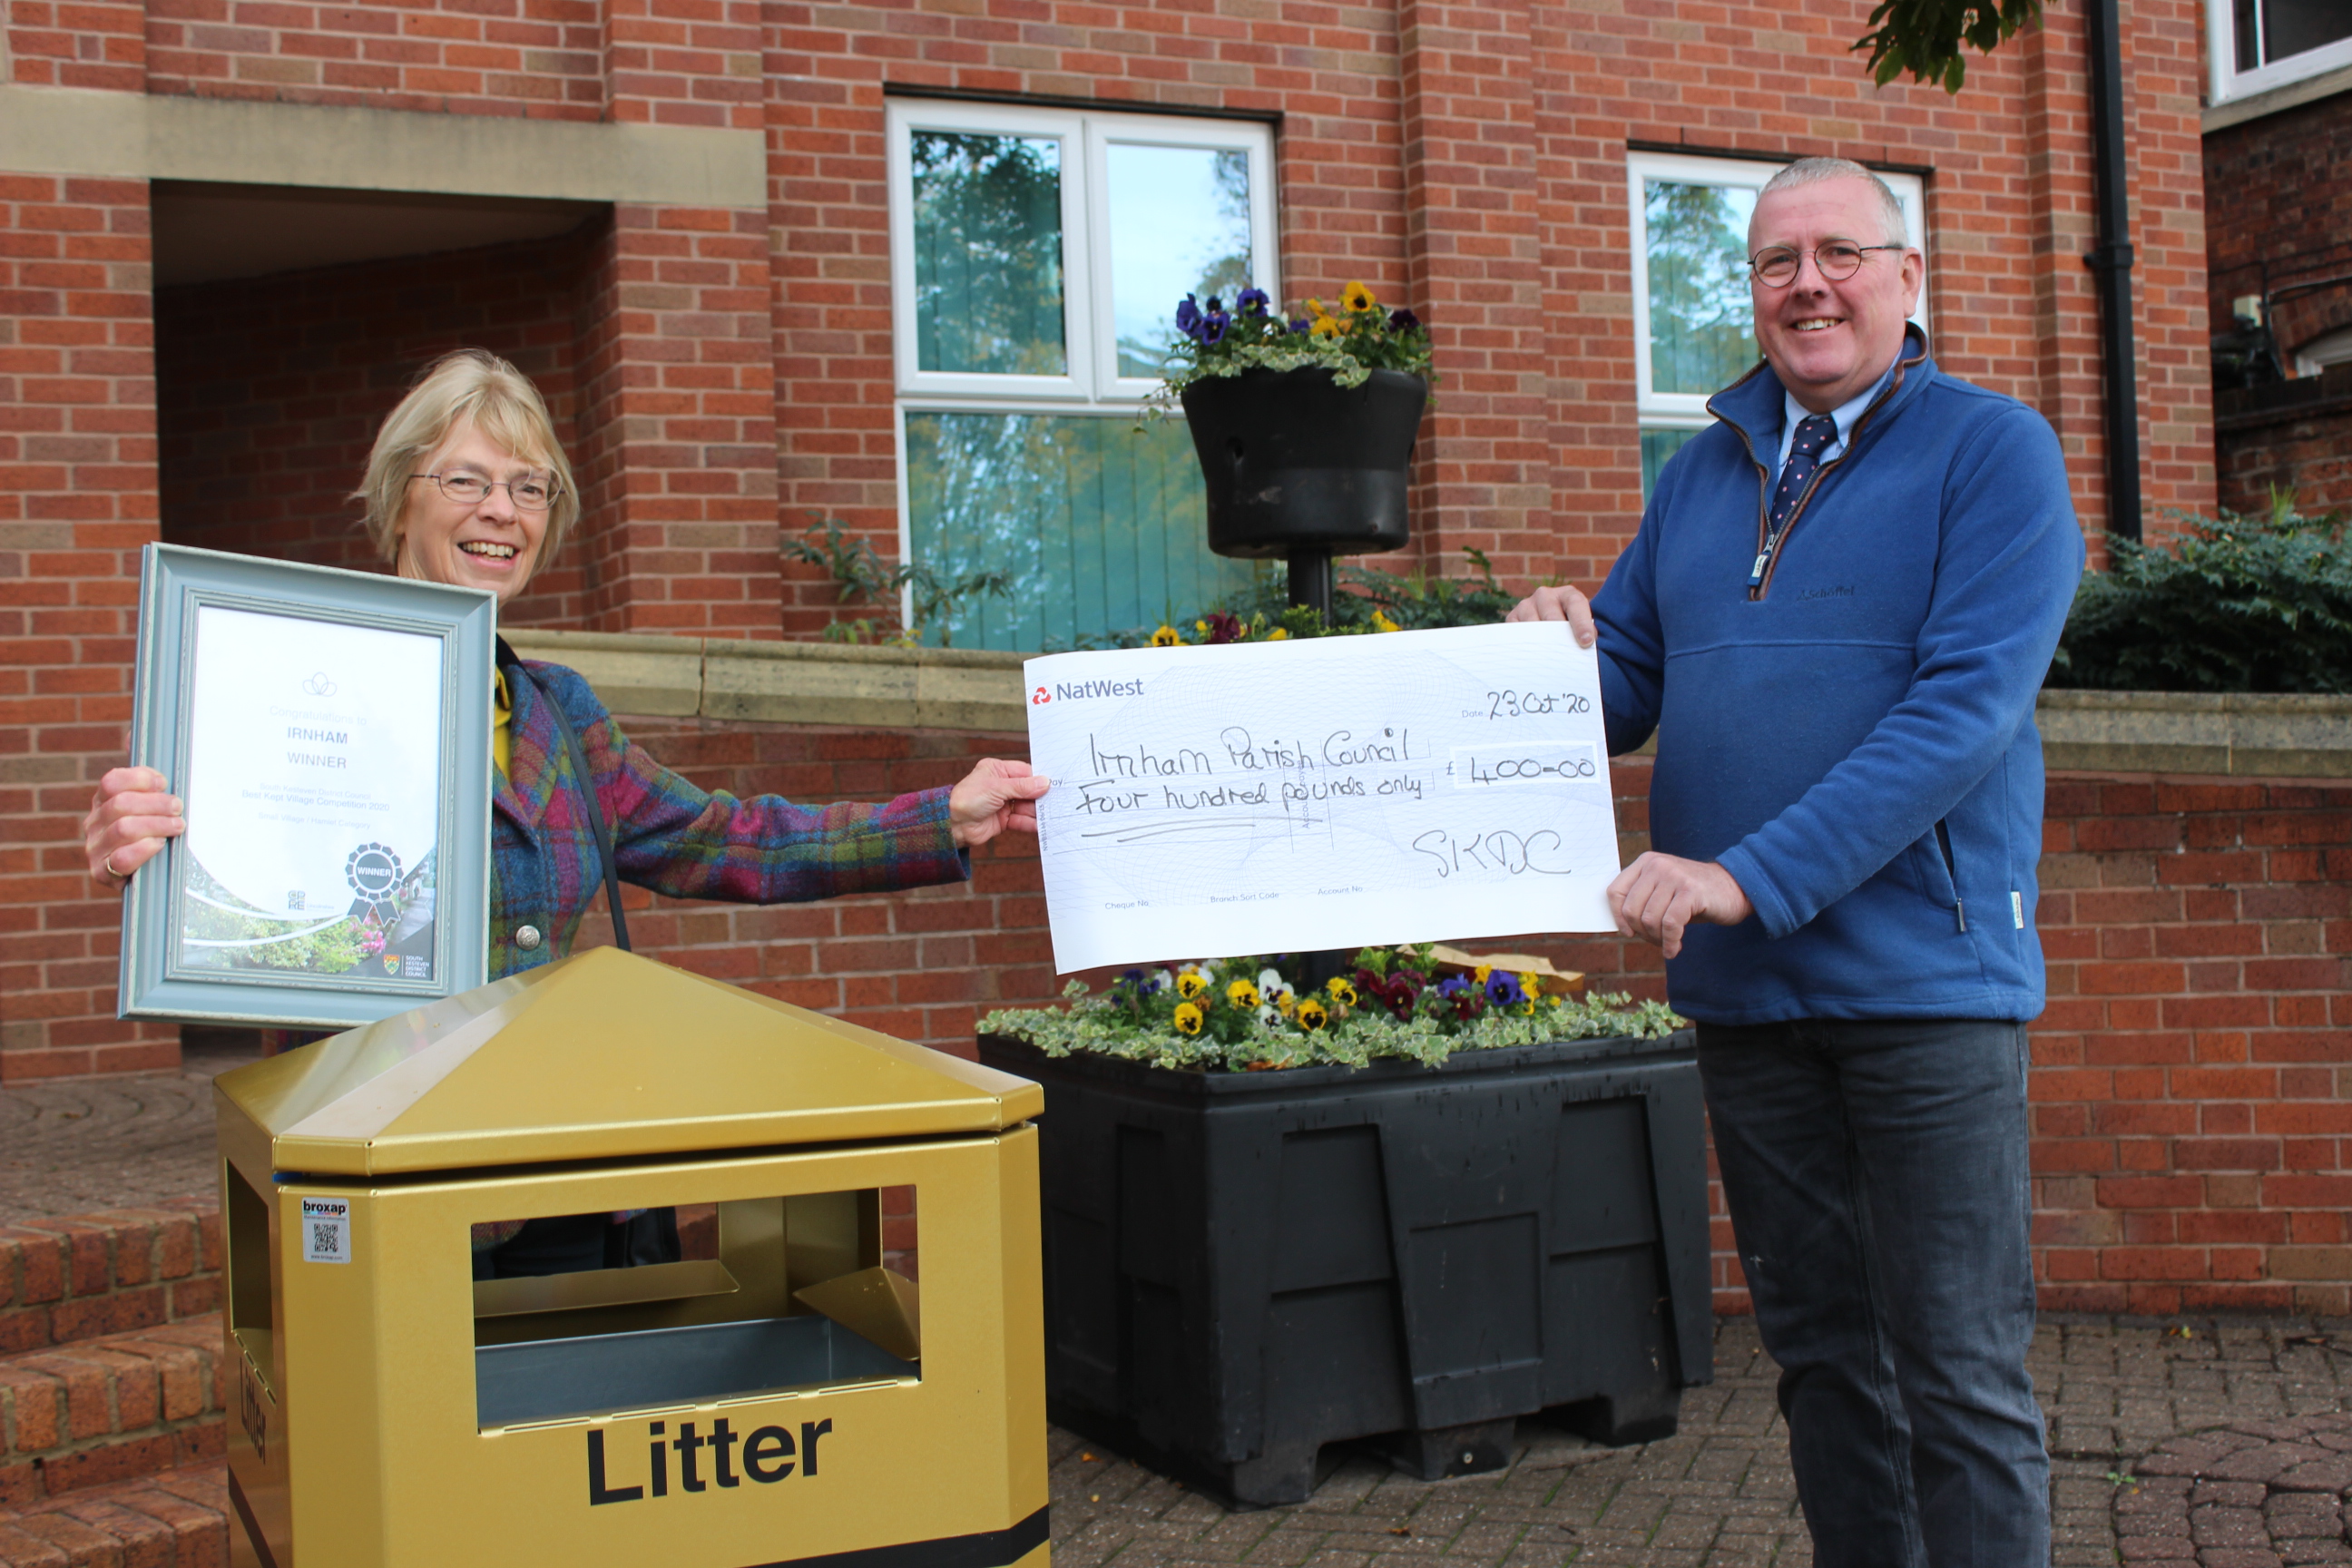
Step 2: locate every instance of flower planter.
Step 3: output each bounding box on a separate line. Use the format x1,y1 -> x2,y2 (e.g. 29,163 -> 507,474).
976,1029 -> 1713,1509
1179,368 -> 1428,560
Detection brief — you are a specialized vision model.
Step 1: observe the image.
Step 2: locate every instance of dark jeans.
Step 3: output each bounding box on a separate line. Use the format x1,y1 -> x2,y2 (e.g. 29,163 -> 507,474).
1697,1018 -> 2047,1568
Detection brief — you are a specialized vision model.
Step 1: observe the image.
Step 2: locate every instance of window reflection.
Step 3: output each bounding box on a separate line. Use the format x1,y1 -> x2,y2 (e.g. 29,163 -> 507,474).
911,132 -> 1068,376
906,412 -> 1252,650
1106,144 -> 1253,379
1644,180 -> 1758,397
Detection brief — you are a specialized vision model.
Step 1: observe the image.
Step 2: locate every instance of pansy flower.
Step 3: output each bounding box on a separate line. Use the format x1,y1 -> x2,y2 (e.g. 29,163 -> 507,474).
1326,976 -> 1358,1005
1485,971 -> 1527,1008
1296,998 -> 1329,1031
1175,294 -> 1204,338
1175,971 -> 1208,1000
1234,287 -> 1271,315
1341,280 -> 1377,313
1151,624 -> 1183,647
1173,1002 -> 1204,1035
1227,979 -> 1260,1010
1388,307 -> 1422,331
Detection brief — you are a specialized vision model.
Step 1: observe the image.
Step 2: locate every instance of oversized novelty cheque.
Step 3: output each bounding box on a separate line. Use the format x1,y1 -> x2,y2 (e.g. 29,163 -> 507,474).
1024,622 -> 1621,973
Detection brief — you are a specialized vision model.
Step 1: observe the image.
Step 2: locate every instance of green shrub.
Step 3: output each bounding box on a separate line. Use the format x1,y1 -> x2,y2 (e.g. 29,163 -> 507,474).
2050,496 -> 2352,695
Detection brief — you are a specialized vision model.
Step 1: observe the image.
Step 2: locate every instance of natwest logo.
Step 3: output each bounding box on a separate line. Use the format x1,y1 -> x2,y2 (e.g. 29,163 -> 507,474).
1052,678 -> 1146,701
1032,686 -> 1050,705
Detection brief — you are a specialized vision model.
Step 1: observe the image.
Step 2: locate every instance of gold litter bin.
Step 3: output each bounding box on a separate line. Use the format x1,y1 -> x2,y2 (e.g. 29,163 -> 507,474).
212,946 -> 1047,1568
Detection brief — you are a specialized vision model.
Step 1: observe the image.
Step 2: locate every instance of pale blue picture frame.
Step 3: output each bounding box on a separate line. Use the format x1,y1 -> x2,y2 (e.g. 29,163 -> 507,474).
119,544 -> 495,1029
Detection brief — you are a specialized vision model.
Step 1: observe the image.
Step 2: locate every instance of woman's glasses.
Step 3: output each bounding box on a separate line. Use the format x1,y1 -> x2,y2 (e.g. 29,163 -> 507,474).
408,472 -> 559,511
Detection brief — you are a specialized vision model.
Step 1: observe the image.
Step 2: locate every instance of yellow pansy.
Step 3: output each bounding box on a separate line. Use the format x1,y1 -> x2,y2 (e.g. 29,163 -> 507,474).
1176,971 -> 1207,999
1227,979 -> 1260,1009
1174,1003 -> 1203,1035
1267,627 -> 1289,641
1341,280 -> 1377,313
1152,624 -> 1182,647
1371,610 -> 1400,632
1310,315 -> 1342,338
1327,976 -> 1357,1005
1296,998 -> 1329,1031
1473,965 -> 1493,984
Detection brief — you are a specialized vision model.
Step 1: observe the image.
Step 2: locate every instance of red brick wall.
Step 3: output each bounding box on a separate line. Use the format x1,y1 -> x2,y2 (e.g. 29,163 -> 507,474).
2032,773 -> 2352,1317
0,173 -> 178,1079
2213,379 -> 2352,516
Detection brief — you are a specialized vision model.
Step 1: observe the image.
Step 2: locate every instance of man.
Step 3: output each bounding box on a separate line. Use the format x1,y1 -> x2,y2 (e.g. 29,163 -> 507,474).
1512,158 -> 2083,1565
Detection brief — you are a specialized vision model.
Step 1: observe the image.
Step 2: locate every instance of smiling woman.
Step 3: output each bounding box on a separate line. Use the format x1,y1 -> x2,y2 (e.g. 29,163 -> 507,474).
78,349 -> 1055,1279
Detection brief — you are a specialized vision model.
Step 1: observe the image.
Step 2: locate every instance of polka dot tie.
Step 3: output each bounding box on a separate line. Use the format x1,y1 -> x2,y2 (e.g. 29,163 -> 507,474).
1769,414 -> 1838,534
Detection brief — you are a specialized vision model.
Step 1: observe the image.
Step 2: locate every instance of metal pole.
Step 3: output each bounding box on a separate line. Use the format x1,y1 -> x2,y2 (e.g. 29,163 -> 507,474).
1287,550 -> 1334,616
2083,0 -> 2142,542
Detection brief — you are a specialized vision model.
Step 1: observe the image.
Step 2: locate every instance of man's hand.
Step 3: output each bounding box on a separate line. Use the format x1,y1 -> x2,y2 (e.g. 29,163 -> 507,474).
1608,852 -> 1752,960
948,758 -> 1051,849
83,767 -> 185,889
1504,583 -> 1598,648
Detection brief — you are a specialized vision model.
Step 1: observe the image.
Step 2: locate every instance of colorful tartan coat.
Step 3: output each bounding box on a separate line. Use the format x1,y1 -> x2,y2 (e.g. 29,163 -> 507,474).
488,653 -> 970,980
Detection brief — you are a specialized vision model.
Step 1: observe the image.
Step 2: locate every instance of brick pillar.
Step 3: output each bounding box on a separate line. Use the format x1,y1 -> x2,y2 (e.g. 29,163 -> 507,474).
1397,0 -> 1552,584
0,174 -> 173,1082
2017,7 -> 2115,562
572,0 -> 779,637
5,2 -> 143,90
565,204 -> 780,637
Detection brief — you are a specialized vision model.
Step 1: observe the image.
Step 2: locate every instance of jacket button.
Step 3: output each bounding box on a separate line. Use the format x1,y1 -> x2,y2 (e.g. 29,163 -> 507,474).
515,924 -> 543,951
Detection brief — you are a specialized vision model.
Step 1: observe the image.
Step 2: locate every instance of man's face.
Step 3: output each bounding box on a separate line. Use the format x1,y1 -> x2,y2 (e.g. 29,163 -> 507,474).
1747,178 -> 1922,415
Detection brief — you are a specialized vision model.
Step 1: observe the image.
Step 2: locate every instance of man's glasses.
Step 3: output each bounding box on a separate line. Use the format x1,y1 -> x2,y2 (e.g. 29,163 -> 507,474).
408,472 -> 560,511
1749,242 -> 1906,288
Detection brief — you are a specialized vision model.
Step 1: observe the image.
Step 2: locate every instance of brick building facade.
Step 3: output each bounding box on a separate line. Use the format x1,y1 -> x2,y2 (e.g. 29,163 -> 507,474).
11,0 -> 2344,1315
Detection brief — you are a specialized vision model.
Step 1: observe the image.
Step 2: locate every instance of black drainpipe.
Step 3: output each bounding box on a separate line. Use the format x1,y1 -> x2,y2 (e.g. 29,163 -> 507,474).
2083,0 -> 2142,541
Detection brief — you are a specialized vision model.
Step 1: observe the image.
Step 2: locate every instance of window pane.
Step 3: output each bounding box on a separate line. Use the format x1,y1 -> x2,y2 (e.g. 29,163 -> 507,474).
1107,144 -> 1254,380
2263,0 -> 2352,62
906,413 -> 1253,650
1645,180 -> 1758,396
911,132 -> 1067,376
1641,427 -> 1703,501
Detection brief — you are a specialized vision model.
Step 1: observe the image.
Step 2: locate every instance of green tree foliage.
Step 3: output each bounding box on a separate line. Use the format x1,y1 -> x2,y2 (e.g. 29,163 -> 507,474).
2050,495 -> 2352,694
1854,0 -> 2044,93
909,132 -> 1067,376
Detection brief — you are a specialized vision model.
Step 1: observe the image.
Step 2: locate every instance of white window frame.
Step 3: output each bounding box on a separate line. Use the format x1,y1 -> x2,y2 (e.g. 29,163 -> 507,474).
886,99 -> 1279,407
2207,0 -> 2352,105
1627,151 -> 1928,433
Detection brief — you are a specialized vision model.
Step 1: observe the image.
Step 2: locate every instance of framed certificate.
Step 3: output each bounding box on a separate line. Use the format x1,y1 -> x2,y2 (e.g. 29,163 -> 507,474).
119,544 -> 496,1029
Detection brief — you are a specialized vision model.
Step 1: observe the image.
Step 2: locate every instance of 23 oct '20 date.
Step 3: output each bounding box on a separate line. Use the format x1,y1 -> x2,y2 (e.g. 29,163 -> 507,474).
1467,689 -> 1592,720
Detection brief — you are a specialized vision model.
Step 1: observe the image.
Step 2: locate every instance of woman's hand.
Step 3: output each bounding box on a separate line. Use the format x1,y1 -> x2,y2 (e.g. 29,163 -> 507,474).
83,767 -> 185,891
948,759 -> 1050,849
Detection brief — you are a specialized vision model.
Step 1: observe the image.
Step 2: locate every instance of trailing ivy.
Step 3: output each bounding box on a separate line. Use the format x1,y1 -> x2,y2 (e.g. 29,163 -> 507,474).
2050,497 -> 2352,695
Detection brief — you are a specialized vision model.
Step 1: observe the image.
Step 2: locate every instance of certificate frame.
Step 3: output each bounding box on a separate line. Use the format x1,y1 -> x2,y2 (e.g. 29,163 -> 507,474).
119,544 -> 496,1029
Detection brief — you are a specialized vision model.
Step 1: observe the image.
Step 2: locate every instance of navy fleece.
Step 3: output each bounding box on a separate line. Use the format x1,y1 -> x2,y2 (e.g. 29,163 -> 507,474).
1594,326 -> 2084,1024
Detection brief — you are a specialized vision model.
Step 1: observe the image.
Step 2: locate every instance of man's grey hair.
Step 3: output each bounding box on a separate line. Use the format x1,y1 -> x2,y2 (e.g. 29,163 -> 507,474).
1755,157 -> 1911,248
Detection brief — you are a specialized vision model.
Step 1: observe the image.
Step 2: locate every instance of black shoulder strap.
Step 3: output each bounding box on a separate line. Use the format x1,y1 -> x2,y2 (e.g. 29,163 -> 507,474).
501,643 -> 632,953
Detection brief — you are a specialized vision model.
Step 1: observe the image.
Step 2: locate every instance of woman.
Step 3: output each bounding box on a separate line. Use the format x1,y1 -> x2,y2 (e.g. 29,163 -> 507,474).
81,348 -> 1050,1274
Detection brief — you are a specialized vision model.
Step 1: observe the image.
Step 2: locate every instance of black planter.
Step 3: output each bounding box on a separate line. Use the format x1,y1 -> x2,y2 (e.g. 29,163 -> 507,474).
1180,368 -> 1428,560
977,1030 -> 1713,1509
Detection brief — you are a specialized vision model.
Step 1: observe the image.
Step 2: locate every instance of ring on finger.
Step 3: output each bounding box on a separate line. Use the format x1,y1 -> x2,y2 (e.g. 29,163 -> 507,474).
102,853 -> 128,883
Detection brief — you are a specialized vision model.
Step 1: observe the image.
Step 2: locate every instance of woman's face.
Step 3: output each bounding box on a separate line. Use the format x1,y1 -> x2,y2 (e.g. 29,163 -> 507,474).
393,418 -> 554,604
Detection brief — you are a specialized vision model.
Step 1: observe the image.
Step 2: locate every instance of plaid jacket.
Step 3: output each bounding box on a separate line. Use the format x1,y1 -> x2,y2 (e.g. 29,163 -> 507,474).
489,652 -> 970,980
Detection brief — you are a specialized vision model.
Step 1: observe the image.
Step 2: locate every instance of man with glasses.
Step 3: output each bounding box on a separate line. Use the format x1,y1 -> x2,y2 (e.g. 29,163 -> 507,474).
1513,156 -> 2083,1565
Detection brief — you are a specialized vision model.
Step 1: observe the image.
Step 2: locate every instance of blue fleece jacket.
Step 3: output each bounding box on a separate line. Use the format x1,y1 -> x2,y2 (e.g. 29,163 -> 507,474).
1594,326 -> 2084,1024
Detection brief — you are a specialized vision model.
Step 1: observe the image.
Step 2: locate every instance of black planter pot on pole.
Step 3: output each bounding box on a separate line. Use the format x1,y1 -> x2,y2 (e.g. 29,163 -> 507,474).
1179,366 -> 1428,609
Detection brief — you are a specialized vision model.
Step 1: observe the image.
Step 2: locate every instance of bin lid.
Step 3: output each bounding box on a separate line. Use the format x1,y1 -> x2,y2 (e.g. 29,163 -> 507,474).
215,946 -> 1044,1176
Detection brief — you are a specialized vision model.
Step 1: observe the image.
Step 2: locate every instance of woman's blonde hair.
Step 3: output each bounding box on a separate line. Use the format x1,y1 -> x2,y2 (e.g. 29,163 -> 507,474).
354,348 -> 580,565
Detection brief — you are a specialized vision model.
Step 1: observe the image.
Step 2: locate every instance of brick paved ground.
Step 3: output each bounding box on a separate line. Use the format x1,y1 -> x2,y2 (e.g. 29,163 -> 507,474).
10,1062 -> 2352,1564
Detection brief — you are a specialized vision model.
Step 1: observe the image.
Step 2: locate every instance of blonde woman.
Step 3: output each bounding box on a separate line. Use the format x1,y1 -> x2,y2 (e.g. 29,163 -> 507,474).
82,349 -> 1048,1274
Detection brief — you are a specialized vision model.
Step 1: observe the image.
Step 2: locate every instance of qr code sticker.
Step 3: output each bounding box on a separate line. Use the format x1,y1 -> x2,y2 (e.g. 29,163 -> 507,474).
285,890 -> 305,911
299,1198 -> 350,1264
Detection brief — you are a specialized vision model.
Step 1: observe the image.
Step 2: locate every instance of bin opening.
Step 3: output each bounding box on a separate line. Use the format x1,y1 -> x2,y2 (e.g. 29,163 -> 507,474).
473,1186 -> 920,1430
224,1160 -> 275,1395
